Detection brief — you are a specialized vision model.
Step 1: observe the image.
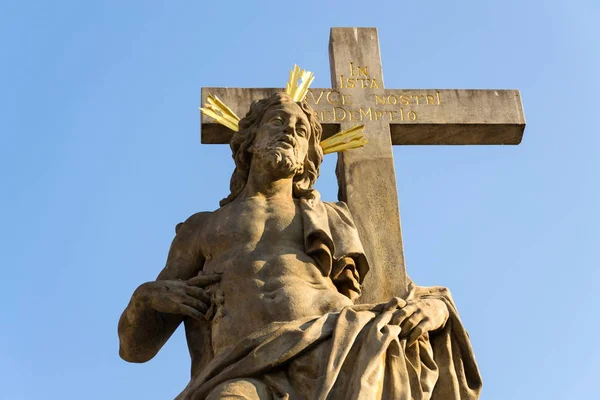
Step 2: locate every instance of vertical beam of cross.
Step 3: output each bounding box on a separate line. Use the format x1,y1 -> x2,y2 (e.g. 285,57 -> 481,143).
329,28 -> 408,302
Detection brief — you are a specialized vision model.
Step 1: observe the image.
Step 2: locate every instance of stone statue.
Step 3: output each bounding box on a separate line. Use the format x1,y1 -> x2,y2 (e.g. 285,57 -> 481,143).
118,93 -> 482,399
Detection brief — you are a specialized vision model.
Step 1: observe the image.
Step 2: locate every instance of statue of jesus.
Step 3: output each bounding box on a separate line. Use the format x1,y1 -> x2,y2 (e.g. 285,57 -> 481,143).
118,92 -> 482,399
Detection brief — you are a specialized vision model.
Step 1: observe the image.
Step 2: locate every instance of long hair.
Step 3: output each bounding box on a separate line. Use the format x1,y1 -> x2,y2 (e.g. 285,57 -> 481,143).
220,92 -> 323,207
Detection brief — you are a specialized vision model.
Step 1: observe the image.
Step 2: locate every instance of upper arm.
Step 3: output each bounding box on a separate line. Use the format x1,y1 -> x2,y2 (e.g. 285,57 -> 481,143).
156,212 -> 209,281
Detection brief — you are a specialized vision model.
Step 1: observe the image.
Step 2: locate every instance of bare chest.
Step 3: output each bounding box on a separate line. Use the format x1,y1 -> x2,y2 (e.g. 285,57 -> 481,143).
202,197 -> 304,258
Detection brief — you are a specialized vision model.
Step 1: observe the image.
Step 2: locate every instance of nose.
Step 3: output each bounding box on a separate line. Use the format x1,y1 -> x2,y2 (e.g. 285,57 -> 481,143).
279,124 -> 296,145
283,122 -> 295,135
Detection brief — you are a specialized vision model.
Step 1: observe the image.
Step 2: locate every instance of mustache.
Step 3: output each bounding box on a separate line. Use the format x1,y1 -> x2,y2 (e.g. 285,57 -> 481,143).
272,135 -> 296,148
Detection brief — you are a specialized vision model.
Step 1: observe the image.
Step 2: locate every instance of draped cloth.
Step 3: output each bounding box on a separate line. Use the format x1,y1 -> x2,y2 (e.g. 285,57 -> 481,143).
176,194 -> 482,399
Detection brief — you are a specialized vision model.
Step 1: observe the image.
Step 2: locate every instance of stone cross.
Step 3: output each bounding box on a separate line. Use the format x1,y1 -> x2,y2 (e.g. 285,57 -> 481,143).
200,27 -> 525,303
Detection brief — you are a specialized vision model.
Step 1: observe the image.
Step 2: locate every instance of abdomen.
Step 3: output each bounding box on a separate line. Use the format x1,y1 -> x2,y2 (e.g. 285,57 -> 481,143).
208,251 -> 352,355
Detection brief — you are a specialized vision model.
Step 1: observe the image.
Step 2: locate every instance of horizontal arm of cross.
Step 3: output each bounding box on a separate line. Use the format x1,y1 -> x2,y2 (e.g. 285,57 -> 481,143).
200,87 -> 525,145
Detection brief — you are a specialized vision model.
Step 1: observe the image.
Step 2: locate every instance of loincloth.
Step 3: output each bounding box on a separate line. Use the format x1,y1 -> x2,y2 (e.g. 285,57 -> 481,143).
176,301 -> 439,400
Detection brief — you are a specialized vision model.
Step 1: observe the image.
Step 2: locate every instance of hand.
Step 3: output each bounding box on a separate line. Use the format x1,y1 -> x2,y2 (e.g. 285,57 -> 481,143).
391,298 -> 449,347
135,273 -> 222,321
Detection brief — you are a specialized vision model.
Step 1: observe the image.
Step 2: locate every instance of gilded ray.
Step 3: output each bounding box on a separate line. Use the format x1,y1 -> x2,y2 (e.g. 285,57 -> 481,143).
200,94 -> 240,132
320,124 -> 368,154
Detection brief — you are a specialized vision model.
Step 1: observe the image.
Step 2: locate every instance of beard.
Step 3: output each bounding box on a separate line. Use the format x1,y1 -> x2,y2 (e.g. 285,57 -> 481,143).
253,144 -> 303,177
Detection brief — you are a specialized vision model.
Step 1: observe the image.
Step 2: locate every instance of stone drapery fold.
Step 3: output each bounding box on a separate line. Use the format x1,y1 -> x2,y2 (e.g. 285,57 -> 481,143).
176,284 -> 481,399
300,193 -> 369,300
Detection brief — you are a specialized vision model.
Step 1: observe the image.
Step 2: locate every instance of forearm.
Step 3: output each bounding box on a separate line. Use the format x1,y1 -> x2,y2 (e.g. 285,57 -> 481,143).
118,286 -> 181,363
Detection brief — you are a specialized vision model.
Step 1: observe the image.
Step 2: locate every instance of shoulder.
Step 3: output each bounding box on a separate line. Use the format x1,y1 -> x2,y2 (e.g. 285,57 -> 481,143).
175,211 -> 212,235
172,212 -> 214,249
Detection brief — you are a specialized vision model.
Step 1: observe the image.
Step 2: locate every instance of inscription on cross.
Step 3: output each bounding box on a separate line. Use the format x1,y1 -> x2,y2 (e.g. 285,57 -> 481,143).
200,27 -> 525,303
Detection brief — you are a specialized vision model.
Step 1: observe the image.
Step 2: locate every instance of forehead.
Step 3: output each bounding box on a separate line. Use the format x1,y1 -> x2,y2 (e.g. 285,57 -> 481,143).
262,101 -> 310,125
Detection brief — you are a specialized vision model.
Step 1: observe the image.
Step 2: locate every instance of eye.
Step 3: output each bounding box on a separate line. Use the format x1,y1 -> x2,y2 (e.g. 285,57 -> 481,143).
270,117 -> 284,126
297,126 -> 308,137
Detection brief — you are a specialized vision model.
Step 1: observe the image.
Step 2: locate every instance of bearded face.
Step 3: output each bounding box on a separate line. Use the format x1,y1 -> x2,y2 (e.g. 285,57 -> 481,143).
249,101 -> 311,178
220,93 -> 323,206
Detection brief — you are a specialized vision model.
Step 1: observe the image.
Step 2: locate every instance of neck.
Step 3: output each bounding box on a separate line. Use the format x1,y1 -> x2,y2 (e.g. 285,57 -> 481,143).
241,162 -> 295,200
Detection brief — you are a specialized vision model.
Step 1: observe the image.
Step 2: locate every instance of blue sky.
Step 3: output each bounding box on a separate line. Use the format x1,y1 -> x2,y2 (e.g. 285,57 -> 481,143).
1,1 -> 598,398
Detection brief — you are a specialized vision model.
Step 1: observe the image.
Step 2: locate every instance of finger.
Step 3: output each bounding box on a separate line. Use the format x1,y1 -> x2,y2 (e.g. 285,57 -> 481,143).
390,304 -> 417,326
178,304 -> 205,321
400,312 -> 427,339
406,320 -> 430,347
382,297 -> 407,313
188,274 -> 222,287
185,286 -> 212,303
396,297 -> 407,309
182,296 -> 209,313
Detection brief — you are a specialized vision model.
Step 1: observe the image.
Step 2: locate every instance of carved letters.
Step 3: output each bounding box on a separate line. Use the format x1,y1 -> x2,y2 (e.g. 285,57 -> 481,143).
306,61 -> 444,123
